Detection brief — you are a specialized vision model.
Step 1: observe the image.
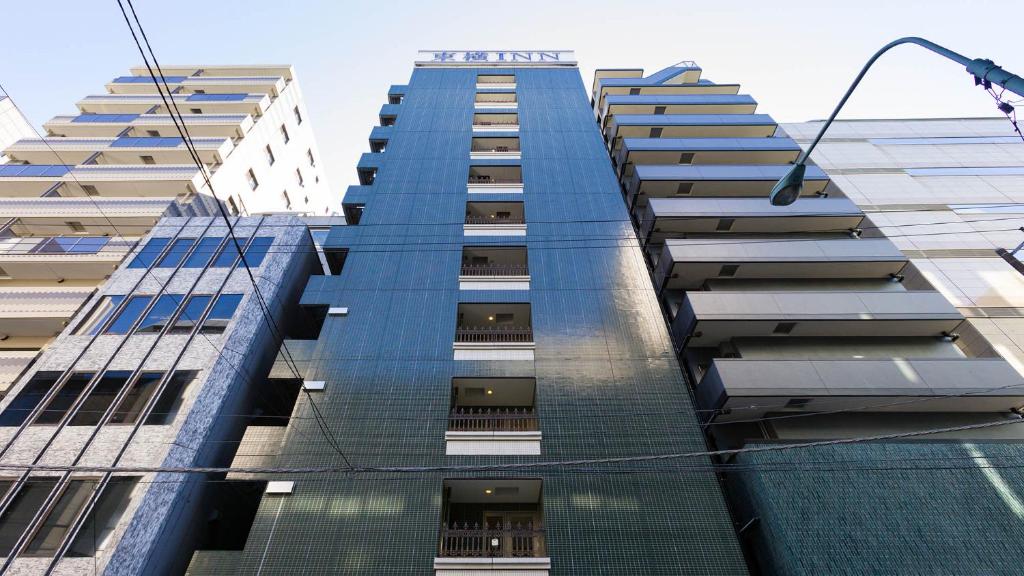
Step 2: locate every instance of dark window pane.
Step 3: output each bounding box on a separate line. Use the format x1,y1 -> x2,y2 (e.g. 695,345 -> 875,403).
211,241 -> 242,268
156,238 -> 195,268
183,237 -> 223,268
109,373 -> 163,424
201,294 -> 243,334
128,238 -> 169,269
137,295 -> 183,333
23,479 -> 98,557
0,479 -> 58,556
145,371 -> 200,425
74,296 -> 125,336
0,372 -> 61,426
242,237 -> 273,267
170,295 -> 211,335
67,477 -> 140,557
105,296 -> 153,335
34,373 -> 94,425
69,371 -> 132,426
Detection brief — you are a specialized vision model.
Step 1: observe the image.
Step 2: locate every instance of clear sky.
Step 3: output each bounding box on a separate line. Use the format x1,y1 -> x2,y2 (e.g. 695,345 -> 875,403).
1,0 -> 1021,202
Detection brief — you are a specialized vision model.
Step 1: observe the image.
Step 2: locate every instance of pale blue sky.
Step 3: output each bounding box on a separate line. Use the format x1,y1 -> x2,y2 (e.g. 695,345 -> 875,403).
1,0 -> 1021,200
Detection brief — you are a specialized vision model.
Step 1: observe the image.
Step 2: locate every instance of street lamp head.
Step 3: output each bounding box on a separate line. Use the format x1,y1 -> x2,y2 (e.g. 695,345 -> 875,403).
769,162 -> 806,207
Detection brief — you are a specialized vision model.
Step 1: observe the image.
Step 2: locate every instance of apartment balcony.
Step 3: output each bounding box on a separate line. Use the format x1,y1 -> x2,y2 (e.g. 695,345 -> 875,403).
129,64 -> 294,81
436,479 -> 549,574
625,164 -> 830,212
471,137 -> 521,160
672,290 -> 963,348
654,238 -> 908,292
369,126 -> 392,152
105,75 -> 285,97
76,93 -> 269,116
473,113 -> 519,133
446,377 -> 540,455
5,136 -> 230,166
638,197 -> 865,248
476,75 -> 516,89
460,246 -> 529,290
600,94 -> 757,127
605,114 -> 777,152
455,303 -> 533,360
0,235 -> 136,281
0,197 -> 172,236
0,164 -> 204,198
468,166 -> 523,193
614,137 -> 802,179
697,358 -> 1024,422
45,113 -> 252,138
464,202 -> 526,236
0,286 -> 95,339
475,92 -> 518,109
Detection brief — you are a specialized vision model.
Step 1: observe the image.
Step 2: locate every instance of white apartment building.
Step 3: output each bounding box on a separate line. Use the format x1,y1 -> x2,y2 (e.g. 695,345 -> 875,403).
0,97 -> 35,161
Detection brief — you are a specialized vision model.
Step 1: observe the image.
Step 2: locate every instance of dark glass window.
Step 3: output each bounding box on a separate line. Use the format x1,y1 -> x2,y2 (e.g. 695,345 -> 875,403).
0,372 -> 61,426
211,242 -> 242,268
105,296 -> 153,335
69,371 -> 132,426
67,477 -> 140,557
145,371 -> 200,425
23,479 -> 98,557
34,373 -> 94,425
201,294 -> 243,334
170,295 -> 211,334
243,237 -> 273,267
128,238 -> 169,269
0,479 -> 58,556
183,237 -> 223,268
156,238 -> 195,268
109,373 -> 163,424
137,294 -> 183,333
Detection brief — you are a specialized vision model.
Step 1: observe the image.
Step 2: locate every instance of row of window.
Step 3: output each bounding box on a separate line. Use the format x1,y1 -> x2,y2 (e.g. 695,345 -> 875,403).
0,369 -> 199,428
128,235 -> 273,269
75,292 -> 243,336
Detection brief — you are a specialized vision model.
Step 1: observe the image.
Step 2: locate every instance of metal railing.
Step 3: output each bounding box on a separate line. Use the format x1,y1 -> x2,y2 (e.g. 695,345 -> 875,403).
459,263 -> 528,277
472,120 -> 519,126
464,216 -> 525,225
470,146 -> 520,153
455,326 -> 533,343
467,176 -> 522,184
439,521 -> 545,558
448,407 -> 539,431
476,78 -> 516,84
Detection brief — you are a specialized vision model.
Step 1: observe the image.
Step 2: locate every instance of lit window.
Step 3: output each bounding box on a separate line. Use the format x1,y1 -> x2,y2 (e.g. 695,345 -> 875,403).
129,237 -> 170,269
246,168 -> 259,191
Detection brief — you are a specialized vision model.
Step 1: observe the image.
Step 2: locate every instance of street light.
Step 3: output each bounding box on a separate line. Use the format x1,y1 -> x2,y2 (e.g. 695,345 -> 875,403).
770,36 -> 1024,206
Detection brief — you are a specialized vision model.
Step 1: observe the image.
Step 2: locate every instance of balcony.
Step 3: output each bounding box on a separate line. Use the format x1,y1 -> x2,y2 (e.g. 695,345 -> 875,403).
697,358 -> 1024,422
454,303 -> 534,360
654,238 -> 908,292
604,114 -> 778,152
471,137 -> 521,160
672,290 -> 963,348
446,378 -> 540,455
0,235 -> 136,281
460,246 -> 529,290
614,137 -> 802,180
0,164 -> 204,198
45,114 -> 252,139
76,93 -> 268,116
106,75 -> 285,97
0,286 -> 95,341
473,113 -> 519,133
5,136 -> 230,166
464,202 -> 526,237
475,92 -> 518,109
599,94 -> 757,126
476,74 -> 516,89
128,65 -> 294,81
468,166 -> 523,194
436,479 -> 549,574
0,197 -> 172,237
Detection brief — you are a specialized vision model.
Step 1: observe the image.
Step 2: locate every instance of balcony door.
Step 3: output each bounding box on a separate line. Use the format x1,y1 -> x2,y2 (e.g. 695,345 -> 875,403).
484,512 -> 540,557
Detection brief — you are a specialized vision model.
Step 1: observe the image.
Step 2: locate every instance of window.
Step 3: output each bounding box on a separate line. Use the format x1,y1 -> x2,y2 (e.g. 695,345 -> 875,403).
243,236 -> 273,267
140,155 -> 156,165
715,218 -> 734,231
183,237 -> 223,268
264,144 -> 275,166
67,477 -> 140,557
156,238 -> 195,268
654,106 -> 666,115
170,295 -> 211,334
137,294 -> 183,333
675,183 -> 693,196
295,168 -> 304,187
280,124 -> 290,144
307,149 -> 315,167
105,295 -> 153,335
109,373 -> 163,424
129,237 -> 170,269
649,127 -> 663,138
23,479 -> 99,557
69,371 -> 132,426
226,197 -> 240,216
201,294 -> 243,334
773,322 -> 797,335
81,185 -> 99,197
67,220 -> 87,232
74,296 -> 125,335
145,130 -> 160,137
246,168 -> 259,191
190,108 -> 202,114
211,243 -> 241,268
0,479 -> 59,556
629,87 -> 641,95
282,190 -> 292,210
34,373 -> 94,425
293,106 -> 302,124
678,153 -> 695,164
0,372 -> 61,426
145,371 -> 200,425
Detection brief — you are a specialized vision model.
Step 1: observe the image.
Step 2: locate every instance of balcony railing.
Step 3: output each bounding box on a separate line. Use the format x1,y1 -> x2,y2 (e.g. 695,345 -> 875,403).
0,236 -> 137,256
455,326 -> 533,343
439,521 -> 545,558
471,147 -> 520,153
449,407 -> 539,431
468,176 -> 523,185
464,216 -> 525,225
472,121 -> 518,127
460,264 -> 529,276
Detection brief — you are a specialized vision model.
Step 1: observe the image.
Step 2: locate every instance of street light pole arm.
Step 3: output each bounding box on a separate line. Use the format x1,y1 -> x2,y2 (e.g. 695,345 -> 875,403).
797,36 -> 1024,164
